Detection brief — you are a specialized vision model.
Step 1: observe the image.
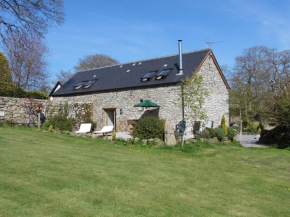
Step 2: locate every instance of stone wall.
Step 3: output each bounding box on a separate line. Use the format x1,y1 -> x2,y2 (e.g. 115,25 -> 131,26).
53,86 -> 182,132
46,101 -> 93,122
0,97 -> 48,125
52,55 -> 229,132
0,97 -> 92,126
197,55 -> 229,127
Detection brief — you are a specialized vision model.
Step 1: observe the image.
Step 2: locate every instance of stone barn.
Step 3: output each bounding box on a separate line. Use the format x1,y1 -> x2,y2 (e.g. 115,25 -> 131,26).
51,45 -> 230,133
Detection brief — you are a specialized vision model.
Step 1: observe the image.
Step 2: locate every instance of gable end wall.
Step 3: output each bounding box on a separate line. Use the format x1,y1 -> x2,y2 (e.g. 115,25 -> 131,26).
196,55 -> 229,128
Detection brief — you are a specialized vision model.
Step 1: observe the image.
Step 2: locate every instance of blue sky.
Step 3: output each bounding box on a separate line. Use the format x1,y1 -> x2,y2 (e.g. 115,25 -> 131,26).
46,0 -> 290,77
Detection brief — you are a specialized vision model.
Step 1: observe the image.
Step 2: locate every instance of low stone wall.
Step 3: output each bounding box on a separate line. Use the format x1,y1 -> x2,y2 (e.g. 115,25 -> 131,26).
0,97 -> 92,126
0,97 -> 48,125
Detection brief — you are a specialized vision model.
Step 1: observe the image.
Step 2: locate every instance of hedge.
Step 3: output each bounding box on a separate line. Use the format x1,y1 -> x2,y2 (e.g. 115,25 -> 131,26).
0,87 -> 48,99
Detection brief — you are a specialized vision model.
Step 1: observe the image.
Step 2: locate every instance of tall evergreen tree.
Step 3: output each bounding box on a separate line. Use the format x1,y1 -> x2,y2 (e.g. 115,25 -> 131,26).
0,52 -> 14,91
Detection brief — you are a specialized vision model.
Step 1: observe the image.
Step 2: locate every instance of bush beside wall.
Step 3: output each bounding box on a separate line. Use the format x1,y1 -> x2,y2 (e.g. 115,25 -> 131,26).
132,117 -> 164,140
0,88 -> 48,99
42,115 -> 76,132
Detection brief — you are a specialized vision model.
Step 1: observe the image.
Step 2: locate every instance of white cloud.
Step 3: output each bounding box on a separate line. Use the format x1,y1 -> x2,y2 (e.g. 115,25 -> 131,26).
225,0 -> 290,48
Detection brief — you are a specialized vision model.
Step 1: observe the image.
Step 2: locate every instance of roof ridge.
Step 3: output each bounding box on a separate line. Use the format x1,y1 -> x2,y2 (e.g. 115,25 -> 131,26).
75,48 -> 211,73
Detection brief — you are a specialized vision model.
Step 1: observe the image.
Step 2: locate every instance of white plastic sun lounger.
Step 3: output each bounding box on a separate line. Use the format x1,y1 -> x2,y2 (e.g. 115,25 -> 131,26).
75,123 -> 92,134
93,126 -> 114,135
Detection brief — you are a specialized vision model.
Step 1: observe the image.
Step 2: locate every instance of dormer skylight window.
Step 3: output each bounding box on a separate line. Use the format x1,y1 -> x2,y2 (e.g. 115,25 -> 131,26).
156,69 -> 172,80
141,71 -> 157,82
83,79 -> 97,89
73,81 -> 86,90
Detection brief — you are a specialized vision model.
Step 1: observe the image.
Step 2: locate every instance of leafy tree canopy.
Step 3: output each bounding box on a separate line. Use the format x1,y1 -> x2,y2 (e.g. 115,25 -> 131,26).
74,54 -> 119,72
0,52 -> 14,91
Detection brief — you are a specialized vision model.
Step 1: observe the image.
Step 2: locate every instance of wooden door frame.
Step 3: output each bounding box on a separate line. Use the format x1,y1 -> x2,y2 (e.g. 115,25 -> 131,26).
104,108 -> 116,132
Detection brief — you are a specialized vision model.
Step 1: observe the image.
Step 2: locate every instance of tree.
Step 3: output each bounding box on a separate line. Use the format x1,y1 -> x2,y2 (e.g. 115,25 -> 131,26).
0,0 -> 64,43
230,46 -> 290,126
0,51 -> 14,91
74,54 -> 119,72
54,70 -> 74,84
275,93 -> 290,127
231,46 -> 270,121
4,32 -> 49,90
179,75 -> 209,128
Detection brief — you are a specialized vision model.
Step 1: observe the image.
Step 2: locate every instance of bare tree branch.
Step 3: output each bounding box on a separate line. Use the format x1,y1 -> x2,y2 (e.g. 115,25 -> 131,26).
0,0 -> 64,42
4,31 -> 50,90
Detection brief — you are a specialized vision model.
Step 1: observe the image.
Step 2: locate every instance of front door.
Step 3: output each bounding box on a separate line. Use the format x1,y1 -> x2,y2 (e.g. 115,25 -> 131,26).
104,109 -> 116,131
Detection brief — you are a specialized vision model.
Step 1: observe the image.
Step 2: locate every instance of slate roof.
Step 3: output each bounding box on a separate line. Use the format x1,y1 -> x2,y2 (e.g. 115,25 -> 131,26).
52,49 -> 211,96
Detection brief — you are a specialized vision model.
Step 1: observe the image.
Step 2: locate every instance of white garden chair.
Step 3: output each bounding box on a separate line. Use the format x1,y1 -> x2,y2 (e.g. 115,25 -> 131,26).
93,126 -> 114,136
75,123 -> 92,134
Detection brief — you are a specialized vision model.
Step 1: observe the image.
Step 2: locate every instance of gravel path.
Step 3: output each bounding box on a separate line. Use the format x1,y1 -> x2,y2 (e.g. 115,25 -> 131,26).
237,134 -> 269,148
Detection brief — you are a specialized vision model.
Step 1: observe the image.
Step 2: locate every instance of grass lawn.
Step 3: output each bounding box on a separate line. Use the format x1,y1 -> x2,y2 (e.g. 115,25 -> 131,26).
0,127 -> 289,217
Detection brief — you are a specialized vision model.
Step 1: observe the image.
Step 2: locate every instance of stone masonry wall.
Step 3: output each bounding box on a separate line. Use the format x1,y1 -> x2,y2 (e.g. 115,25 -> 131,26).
52,55 -> 229,132
53,86 -> 182,132
196,55 -> 229,128
0,97 -> 48,125
0,97 -> 92,126
46,100 -> 93,123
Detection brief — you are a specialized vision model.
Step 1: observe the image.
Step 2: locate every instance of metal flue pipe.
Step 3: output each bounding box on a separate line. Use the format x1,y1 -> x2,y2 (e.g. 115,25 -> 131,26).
177,40 -> 184,75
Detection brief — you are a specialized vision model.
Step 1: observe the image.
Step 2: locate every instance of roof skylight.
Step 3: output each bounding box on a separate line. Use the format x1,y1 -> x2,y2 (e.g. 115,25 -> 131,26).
141,71 -> 157,82
156,69 -> 172,80
73,81 -> 86,90
83,80 -> 97,89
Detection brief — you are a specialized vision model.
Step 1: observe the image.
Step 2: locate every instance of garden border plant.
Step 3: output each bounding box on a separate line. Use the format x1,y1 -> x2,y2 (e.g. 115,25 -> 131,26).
132,117 -> 165,140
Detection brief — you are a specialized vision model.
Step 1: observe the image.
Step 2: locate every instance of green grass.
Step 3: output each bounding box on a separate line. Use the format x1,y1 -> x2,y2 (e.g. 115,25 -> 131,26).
0,127 -> 289,217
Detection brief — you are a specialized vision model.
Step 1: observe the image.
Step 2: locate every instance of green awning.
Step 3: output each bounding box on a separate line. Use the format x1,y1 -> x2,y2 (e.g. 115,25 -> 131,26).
134,100 -> 160,108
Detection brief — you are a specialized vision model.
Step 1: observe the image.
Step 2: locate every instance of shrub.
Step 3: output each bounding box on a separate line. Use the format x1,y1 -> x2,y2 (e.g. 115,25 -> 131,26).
112,131 -> 116,141
244,122 -> 260,133
215,128 -> 225,142
258,122 -> 265,131
199,128 -> 210,139
27,90 -> 48,99
0,87 -> 48,99
48,125 -> 54,132
132,117 -> 164,140
257,127 -> 262,135
0,87 -> 26,98
221,115 -> 228,136
42,115 -> 76,132
206,127 -> 216,138
259,126 -> 290,149
242,120 -> 249,129
227,127 -> 236,141
277,129 -> 290,149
